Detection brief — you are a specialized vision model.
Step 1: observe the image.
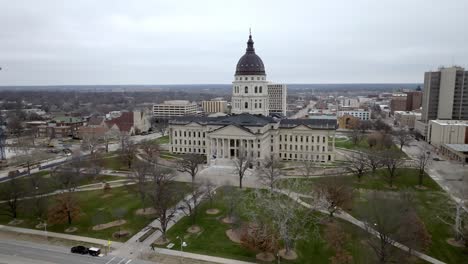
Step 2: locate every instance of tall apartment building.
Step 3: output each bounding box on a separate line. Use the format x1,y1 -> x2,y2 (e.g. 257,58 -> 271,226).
421,66 -> 468,121
153,100 -> 197,118
405,91 -> 422,111
202,100 -> 228,114
267,84 -> 287,116
390,93 -> 407,113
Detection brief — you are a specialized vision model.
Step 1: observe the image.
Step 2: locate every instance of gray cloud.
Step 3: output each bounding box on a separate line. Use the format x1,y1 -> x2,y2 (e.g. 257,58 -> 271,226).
0,0 -> 467,85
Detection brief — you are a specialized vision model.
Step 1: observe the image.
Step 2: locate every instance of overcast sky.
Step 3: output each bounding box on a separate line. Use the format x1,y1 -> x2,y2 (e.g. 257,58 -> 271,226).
1,0 -> 467,85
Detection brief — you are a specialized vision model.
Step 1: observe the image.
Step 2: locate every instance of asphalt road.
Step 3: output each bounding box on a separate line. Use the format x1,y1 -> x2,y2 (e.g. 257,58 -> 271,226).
0,239 -> 154,264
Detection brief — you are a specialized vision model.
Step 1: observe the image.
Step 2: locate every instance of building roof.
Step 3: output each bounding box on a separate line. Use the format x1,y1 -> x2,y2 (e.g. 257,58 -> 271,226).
235,34 -> 266,76
280,119 -> 337,129
87,116 -> 105,126
105,112 -> 134,132
445,144 -> 468,152
53,116 -> 82,124
430,120 -> 468,126
170,113 -> 275,126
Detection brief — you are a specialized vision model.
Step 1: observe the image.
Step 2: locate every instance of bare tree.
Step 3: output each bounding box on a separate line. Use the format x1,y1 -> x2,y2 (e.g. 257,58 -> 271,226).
436,186 -> 468,246
120,135 -> 137,169
314,177 -> 354,217
151,117 -> 169,136
364,149 -> 384,173
48,193 -> 81,226
345,151 -> 368,182
177,153 -> 205,186
393,129 -> 413,150
0,175 -> 25,219
146,166 -> 181,242
325,222 -> 353,264
257,154 -> 283,191
181,184 -> 206,228
362,191 -> 408,263
415,146 -> 432,187
381,150 -> 405,188
251,187 -> 319,257
129,161 -> 151,211
81,133 -> 101,157
299,159 -> 316,177
233,147 -> 253,189
202,179 -> 217,209
350,127 -> 363,145
223,186 -> 243,224
240,221 -> 279,260
140,139 -> 160,163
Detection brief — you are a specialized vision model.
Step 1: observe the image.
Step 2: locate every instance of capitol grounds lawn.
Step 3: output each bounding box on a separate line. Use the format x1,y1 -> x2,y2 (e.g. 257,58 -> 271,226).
155,186 -> 382,264
0,183 -> 191,242
277,168 -> 468,264
152,135 -> 169,144
0,171 -> 121,195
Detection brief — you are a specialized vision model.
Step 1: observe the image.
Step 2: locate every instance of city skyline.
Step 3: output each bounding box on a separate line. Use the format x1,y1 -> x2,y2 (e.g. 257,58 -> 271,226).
1,0 -> 468,85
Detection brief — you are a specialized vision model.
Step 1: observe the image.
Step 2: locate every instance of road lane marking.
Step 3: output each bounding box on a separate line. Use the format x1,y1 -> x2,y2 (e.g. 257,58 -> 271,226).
124,260 -> 132,264
116,258 -> 127,264
105,256 -> 116,264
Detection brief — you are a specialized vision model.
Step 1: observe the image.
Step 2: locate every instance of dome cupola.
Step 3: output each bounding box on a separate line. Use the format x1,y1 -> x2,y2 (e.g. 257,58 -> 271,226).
235,33 -> 266,76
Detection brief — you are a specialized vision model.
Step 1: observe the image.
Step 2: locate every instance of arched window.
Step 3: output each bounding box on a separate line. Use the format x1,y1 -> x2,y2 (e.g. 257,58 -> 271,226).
254,86 -> 258,93
259,86 -> 262,93
245,102 -> 248,109
254,103 -> 257,108
245,86 -> 248,93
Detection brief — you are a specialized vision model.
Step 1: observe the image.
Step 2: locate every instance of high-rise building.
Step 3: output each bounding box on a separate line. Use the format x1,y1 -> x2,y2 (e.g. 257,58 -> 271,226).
390,93 -> 407,113
231,33 -> 287,116
421,66 -> 468,121
405,91 -> 422,111
267,84 -> 287,116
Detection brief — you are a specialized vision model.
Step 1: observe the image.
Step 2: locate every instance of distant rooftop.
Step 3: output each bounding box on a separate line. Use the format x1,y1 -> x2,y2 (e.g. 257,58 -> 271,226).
430,120 -> 468,126
158,100 -> 196,105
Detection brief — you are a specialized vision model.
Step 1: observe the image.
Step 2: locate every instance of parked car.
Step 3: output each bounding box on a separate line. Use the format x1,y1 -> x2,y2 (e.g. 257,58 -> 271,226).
71,245 -> 88,255
88,247 -> 101,256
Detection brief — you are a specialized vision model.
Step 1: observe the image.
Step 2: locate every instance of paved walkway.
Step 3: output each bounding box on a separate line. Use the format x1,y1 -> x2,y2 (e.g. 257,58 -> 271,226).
275,189 -> 446,264
0,224 -> 123,249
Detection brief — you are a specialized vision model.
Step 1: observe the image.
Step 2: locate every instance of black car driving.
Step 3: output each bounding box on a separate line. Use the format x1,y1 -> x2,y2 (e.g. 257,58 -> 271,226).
71,245 -> 88,255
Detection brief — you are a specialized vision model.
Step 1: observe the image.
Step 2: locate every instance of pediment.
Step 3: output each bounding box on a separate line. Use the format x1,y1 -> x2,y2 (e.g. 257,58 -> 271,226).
208,125 -> 255,137
291,124 -> 312,130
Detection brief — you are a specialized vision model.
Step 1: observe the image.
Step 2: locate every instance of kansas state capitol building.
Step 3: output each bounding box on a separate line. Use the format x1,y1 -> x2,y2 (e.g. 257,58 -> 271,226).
168,33 -> 337,166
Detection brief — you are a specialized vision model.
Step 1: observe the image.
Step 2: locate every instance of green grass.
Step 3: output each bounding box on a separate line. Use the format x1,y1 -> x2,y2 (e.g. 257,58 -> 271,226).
279,169 -> 467,264
101,155 -> 129,171
335,138 -> 369,150
157,186 -> 376,264
0,183 -> 190,242
153,135 -> 169,144
0,171 -> 121,195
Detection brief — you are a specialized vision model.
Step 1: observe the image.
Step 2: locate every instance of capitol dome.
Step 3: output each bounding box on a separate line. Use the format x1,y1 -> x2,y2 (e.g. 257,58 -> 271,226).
235,34 -> 266,76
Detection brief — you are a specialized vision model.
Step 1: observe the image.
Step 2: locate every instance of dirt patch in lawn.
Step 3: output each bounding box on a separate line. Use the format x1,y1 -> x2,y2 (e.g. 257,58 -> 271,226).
279,248 -> 298,260
225,229 -> 241,244
206,208 -> 220,215
256,252 -> 275,262
92,220 -> 126,231
447,238 -> 466,248
65,227 -> 78,233
8,219 -> 23,225
135,208 -> 157,216
187,225 -> 201,234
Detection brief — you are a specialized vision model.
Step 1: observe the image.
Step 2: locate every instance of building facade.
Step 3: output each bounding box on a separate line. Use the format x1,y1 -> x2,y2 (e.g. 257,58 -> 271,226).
421,66 -> 468,122
202,100 -> 228,114
230,34 -> 287,116
405,91 -> 422,111
427,120 -> 468,147
394,111 -> 421,129
153,100 -> 198,118
337,110 -> 371,120
267,84 -> 287,116
168,114 -> 336,166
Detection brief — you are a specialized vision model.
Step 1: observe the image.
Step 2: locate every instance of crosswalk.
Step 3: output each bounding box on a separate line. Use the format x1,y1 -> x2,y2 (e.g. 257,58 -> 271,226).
103,256 -> 133,264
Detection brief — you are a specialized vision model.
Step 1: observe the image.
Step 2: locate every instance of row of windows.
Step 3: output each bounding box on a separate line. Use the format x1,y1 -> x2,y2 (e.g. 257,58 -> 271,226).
279,144 -> 327,152
233,86 -> 263,94
173,130 -> 206,138
174,139 -> 206,146
279,135 -> 327,143
173,147 -> 206,154
279,153 -> 331,161
236,76 -> 265,81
